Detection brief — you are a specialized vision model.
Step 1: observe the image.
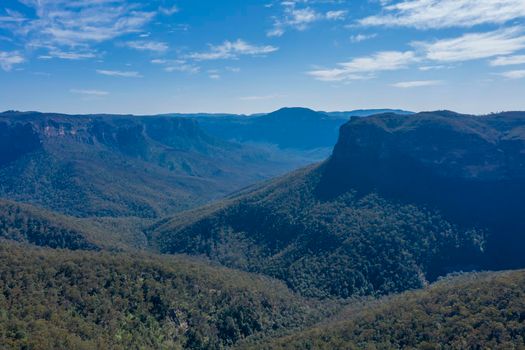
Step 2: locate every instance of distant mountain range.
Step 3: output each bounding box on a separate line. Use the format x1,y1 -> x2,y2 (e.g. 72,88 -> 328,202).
175,107 -> 413,150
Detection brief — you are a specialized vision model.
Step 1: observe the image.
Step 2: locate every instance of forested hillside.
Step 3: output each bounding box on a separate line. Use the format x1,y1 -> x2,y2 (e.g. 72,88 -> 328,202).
0,111 -> 308,218
249,269 -> 525,350
150,163 -> 483,299
0,241 -> 323,350
0,199 -> 99,250
151,111 -> 525,299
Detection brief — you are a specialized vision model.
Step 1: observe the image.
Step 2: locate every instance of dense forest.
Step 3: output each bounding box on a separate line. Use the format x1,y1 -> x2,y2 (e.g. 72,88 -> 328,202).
249,270 -> 525,349
151,164 -> 484,299
0,241 -> 324,350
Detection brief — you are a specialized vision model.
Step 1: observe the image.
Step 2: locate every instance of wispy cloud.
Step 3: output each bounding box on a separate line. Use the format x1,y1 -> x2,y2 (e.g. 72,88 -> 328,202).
3,0 -> 155,60
124,40 -> 169,52
391,80 -> 442,88
350,33 -> 377,43
415,27 -> 525,62
70,89 -> 109,96
96,69 -> 142,78
267,2 -> 346,37
308,51 -> 417,81
360,0 -> 525,29
159,5 -> 180,16
499,69 -> 525,79
0,51 -> 24,71
188,39 -> 278,61
42,49 -> 96,60
325,10 -> 347,20
152,59 -> 200,73
490,55 -> 525,66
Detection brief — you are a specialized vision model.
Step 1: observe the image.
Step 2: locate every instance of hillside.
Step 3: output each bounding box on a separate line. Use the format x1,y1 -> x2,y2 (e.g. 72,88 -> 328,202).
0,241 -> 323,350
150,164 -> 483,299
151,110 -> 525,299
247,269 -> 525,349
0,111 -> 304,218
0,199 -> 100,250
318,110 -> 525,269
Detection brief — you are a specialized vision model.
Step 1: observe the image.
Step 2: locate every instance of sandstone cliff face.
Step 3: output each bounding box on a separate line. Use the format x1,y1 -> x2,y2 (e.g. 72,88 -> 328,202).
318,111 -> 525,268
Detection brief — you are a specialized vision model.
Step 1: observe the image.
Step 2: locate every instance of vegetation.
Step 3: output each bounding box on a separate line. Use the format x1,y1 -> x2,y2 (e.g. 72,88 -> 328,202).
0,199 -> 99,250
151,164 -> 484,299
0,111 -> 307,218
0,241 -> 322,350
248,270 -> 525,349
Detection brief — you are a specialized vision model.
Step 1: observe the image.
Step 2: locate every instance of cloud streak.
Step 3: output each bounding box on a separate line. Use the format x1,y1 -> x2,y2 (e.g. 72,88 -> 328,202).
360,0 -> 525,29
124,40 -> 169,52
308,51 -> 417,81
96,69 -> 143,78
391,80 -> 442,88
0,51 -> 24,71
188,39 -> 278,61
415,27 -> 525,62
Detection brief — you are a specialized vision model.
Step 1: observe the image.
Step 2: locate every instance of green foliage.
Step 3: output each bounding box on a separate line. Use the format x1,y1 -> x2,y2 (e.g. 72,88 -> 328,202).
0,199 -> 98,250
0,112 -> 309,218
250,270 -> 525,350
152,165 -> 484,299
0,241 -> 320,350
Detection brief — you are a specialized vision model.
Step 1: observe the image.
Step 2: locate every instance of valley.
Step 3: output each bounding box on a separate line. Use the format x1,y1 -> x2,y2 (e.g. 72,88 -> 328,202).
1,108 -> 524,349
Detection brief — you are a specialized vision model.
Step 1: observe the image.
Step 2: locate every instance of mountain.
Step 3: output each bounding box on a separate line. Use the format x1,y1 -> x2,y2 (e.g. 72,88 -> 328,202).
0,111 -> 307,218
318,110 -> 525,269
188,108 -> 412,152
0,241 -> 323,350
246,269 -> 525,350
150,110 -> 525,299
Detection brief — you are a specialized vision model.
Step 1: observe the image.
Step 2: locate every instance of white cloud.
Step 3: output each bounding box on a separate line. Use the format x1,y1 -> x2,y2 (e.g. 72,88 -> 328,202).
71,89 -> 109,96
124,40 -> 169,52
349,33 -> 377,43
159,5 -> 180,16
360,0 -> 525,29
499,69 -> 525,79
96,69 -> 142,78
4,0 -> 155,52
490,54 -> 525,66
268,3 -> 345,37
326,10 -> 347,20
418,65 -> 449,71
151,58 -> 200,73
415,27 -> 525,62
308,51 -> 417,81
189,39 -> 278,61
209,74 -> 221,80
0,51 -> 24,71
45,49 -> 96,60
391,80 -> 442,88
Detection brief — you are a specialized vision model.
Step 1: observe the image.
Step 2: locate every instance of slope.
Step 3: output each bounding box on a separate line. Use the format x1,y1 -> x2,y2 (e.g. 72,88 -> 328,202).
0,111 -> 301,218
247,269 -> 525,350
0,241 -> 323,350
151,110 -> 525,299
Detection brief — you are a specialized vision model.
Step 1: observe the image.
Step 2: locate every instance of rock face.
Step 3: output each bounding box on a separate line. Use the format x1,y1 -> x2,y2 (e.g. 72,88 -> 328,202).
0,112 -> 300,218
318,111 -> 525,268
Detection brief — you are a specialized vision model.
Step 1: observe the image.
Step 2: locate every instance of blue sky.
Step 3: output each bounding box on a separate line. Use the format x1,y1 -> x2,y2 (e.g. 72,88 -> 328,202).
1,0 -> 525,115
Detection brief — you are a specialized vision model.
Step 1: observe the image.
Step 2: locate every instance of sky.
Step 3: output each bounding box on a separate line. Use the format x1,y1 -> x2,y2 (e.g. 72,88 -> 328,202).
1,0 -> 525,115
